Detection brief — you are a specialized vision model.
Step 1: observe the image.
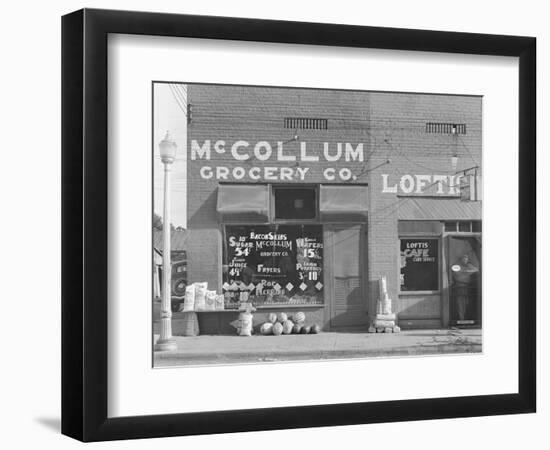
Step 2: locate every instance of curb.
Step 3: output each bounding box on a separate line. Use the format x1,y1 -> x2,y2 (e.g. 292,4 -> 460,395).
154,344 -> 482,366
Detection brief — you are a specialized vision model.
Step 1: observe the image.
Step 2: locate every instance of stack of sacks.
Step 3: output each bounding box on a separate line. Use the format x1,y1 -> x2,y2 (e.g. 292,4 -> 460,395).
238,311 -> 254,336
182,282 -> 226,311
193,282 -> 208,311
182,284 -> 195,311
215,294 -> 225,311
205,290 -> 217,311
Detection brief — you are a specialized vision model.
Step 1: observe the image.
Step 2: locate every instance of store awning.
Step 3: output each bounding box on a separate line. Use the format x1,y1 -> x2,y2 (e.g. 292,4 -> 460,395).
216,184 -> 269,222
319,185 -> 368,221
397,197 -> 482,220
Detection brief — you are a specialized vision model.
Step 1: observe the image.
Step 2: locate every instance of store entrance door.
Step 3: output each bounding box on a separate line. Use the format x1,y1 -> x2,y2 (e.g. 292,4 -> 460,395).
447,236 -> 482,326
326,224 -> 367,329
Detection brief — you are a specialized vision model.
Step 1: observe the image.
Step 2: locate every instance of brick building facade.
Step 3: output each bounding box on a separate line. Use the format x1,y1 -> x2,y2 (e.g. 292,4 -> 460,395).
178,83 -> 482,333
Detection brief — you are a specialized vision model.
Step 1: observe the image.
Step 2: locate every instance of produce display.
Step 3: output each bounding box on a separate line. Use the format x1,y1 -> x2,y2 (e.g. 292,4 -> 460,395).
282,320 -> 294,334
260,322 -> 273,335
272,322 -> 283,336
293,312 -> 305,324
277,312 -> 288,323
258,311 -> 321,336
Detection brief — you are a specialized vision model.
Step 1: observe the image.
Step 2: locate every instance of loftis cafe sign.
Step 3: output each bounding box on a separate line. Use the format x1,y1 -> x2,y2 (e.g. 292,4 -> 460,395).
382,174 -> 462,195
190,139 -> 365,182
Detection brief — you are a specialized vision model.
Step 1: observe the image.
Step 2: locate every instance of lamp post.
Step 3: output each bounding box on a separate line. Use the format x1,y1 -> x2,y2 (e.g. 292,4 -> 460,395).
155,131 -> 178,352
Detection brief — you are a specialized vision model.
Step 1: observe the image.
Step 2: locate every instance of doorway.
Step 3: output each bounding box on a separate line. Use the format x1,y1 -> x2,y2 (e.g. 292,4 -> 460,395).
325,224 -> 368,329
447,235 -> 482,326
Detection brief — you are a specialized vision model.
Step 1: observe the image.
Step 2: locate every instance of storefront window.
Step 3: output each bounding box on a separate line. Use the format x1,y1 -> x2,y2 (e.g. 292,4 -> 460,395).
444,221 -> 457,232
274,187 -> 317,220
471,221 -> 482,232
400,238 -> 439,291
223,224 -> 324,308
458,221 -> 471,232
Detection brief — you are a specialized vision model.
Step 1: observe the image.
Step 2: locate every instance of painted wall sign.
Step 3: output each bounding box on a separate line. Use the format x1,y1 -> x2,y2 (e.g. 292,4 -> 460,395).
382,174 -> 462,195
223,225 -> 324,308
191,139 -> 364,182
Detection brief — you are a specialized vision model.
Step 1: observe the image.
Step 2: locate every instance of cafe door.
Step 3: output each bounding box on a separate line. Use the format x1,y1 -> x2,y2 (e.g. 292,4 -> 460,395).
447,235 -> 482,326
325,224 -> 368,329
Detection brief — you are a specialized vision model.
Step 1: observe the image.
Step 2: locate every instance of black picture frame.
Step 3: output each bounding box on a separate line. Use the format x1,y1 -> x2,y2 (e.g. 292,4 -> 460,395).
61,8 -> 536,442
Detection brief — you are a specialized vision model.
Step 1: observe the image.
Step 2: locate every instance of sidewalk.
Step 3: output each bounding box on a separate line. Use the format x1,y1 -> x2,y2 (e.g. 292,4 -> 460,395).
154,329 -> 482,367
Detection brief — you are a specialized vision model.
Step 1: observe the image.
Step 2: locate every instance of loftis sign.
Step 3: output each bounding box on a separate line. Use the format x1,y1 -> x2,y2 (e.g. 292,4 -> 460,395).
382,174 -> 462,195
190,139 -> 365,182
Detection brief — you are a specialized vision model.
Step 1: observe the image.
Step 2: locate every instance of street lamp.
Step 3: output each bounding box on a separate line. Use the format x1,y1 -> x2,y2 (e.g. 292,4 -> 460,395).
155,131 -> 178,352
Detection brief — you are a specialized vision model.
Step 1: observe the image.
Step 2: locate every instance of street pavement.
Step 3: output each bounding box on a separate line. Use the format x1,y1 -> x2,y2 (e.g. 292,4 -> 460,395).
153,328 -> 482,367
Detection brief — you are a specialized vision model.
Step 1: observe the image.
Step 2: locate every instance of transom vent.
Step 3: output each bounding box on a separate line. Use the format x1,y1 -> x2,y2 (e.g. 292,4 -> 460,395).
426,122 -> 466,134
284,117 -> 328,130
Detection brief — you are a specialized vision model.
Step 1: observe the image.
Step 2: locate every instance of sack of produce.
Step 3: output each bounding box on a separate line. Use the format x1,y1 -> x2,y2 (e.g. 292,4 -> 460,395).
277,312 -> 288,323
293,311 -> 305,324
260,322 -> 273,335
193,282 -> 207,311
215,294 -> 225,311
183,284 -> 195,311
272,322 -> 283,336
292,323 -> 302,334
238,312 -> 254,336
282,320 -> 294,334
268,312 -> 277,324
300,325 -> 311,334
310,324 -> 321,334
205,290 -> 217,311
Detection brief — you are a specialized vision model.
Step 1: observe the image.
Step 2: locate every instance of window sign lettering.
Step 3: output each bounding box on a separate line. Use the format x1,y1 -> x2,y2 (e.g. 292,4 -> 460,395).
223,225 -> 324,308
400,239 -> 439,291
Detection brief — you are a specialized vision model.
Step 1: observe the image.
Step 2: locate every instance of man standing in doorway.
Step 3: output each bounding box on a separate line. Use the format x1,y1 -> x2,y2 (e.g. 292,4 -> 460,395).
451,254 -> 479,322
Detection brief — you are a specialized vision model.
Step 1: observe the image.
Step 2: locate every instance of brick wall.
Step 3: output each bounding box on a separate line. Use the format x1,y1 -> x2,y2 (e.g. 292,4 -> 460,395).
186,84 -> 374,295
184,84 -> 482,325
367,92 -> 482,319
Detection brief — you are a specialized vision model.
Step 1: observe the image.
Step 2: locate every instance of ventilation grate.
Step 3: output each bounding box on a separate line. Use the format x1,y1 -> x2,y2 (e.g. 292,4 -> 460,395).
425,122 -> 466,134
284,117 -> 328,130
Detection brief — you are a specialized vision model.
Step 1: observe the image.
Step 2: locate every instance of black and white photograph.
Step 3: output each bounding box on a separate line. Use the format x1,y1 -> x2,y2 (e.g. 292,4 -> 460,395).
3,1 -> 545,447
152,82 -> 483,367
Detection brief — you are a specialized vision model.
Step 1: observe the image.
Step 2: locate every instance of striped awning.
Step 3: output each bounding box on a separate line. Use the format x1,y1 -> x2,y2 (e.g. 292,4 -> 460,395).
397,197 -> 482,220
